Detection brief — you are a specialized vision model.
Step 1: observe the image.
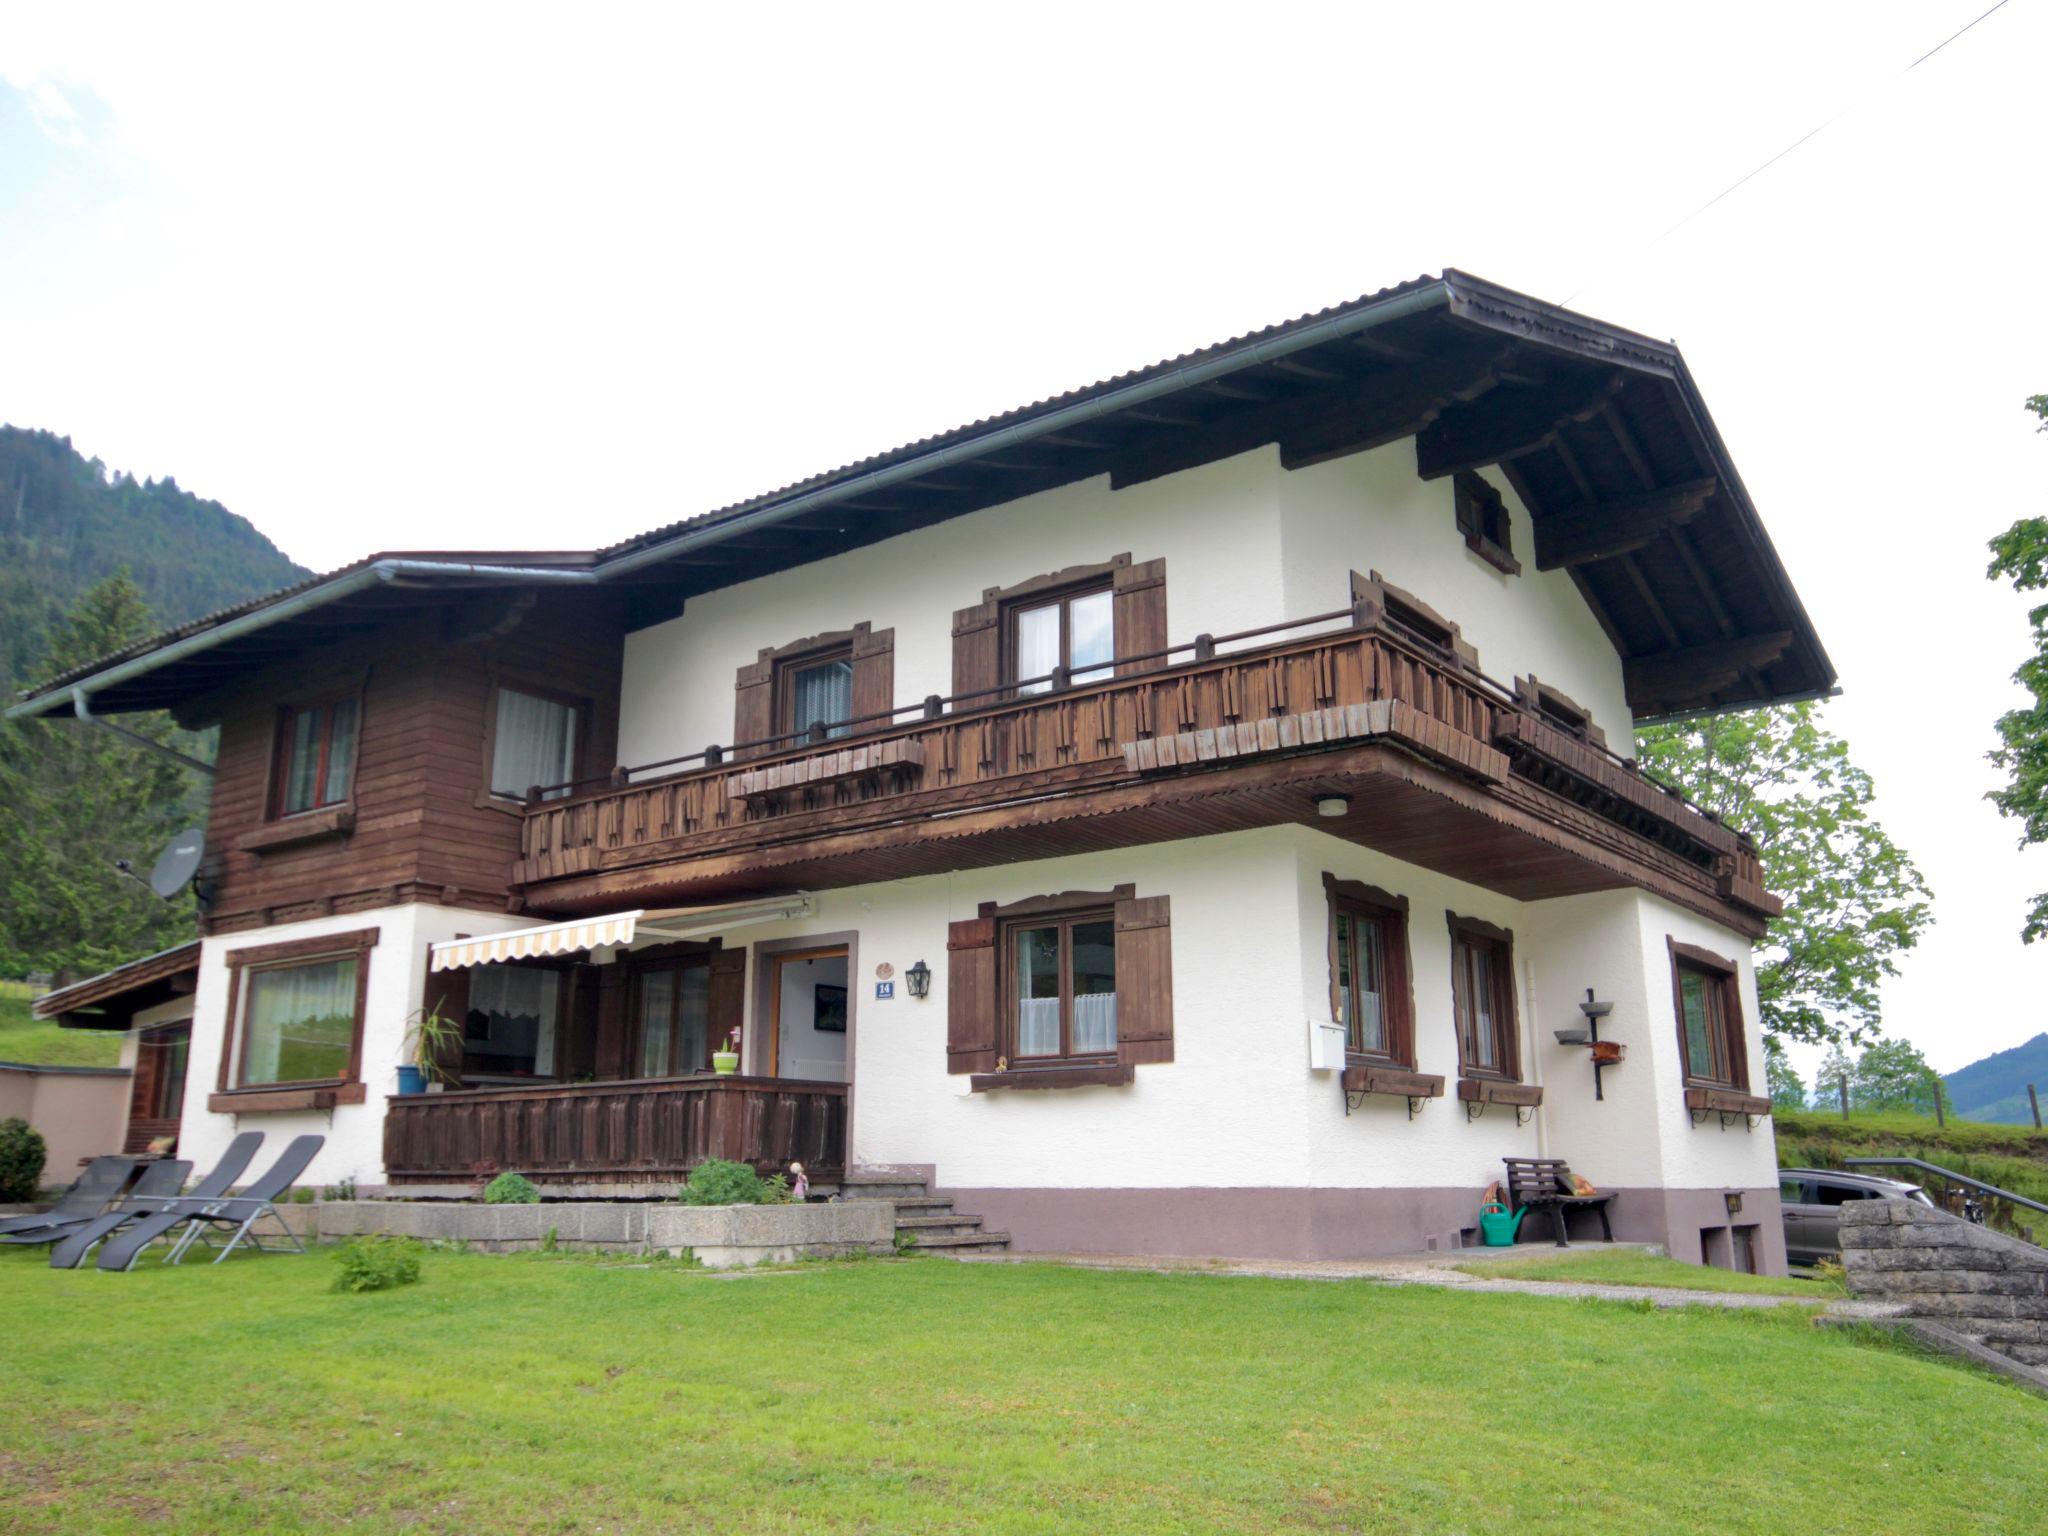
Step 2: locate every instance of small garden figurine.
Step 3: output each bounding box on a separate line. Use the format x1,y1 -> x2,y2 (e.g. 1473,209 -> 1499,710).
788,1161 -> 808,1202
712,1027 -> 741,1075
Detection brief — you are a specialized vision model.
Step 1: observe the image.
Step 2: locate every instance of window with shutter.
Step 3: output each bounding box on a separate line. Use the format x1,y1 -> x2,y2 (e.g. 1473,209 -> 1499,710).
734,623 -> 895,759
949,886 -> 1172,1083
1446,912 -> 1519,1081
951,554 -> 1166,704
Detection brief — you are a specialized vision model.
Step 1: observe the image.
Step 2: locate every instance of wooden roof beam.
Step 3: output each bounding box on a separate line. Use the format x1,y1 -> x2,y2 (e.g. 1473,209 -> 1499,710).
1532,478 -> 1719,571
1624,632 -> 1793,710
1414,373 -> 1625,480
1274,347 -> 1513,473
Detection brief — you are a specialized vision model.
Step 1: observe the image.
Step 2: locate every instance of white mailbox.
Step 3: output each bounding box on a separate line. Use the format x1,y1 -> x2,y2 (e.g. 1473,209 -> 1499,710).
1308,1017 -> 1348,1072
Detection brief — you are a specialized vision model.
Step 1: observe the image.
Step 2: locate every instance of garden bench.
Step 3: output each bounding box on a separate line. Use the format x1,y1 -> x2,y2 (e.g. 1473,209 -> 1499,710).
1503,1157 -> 1615,1248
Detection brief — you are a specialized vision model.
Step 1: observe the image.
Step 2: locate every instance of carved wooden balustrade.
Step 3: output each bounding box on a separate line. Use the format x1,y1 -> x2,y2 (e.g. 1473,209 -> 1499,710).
514,613 -> 1768,915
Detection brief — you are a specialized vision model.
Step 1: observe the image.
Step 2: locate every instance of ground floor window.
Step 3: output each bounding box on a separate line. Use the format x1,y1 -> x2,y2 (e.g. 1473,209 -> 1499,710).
1323,874 -> 1414,1067
238,955 -> 360,1086
1007,909 -> 1117,1062
1447,912 -> 1518,1079
635,960 -> 713,1076
1668,939 -> 1749,1089
463,965 -> 563,1079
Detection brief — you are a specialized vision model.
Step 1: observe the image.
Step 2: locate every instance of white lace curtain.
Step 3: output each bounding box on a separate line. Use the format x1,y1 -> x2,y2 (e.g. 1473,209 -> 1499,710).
492,688 -> 578,800
1018,993 -> 1117,1056
242,957 -> 357,1085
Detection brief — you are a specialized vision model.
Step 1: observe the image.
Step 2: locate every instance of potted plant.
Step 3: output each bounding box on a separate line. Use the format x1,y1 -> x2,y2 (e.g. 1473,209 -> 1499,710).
712,1026 -> 741,1076
398,1004 -> 463,1094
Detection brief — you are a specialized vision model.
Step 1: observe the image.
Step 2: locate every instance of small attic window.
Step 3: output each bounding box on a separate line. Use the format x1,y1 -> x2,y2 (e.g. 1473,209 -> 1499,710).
1516,676 -> 1607,749
1454,472 -> 1520,576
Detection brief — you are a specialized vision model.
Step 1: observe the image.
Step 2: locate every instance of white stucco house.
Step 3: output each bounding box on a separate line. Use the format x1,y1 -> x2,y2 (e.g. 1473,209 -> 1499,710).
13,272 -> 1828,1271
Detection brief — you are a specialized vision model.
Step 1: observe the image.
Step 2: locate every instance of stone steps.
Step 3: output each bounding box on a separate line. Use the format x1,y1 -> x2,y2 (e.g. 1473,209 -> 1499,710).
846,1168 -> 1011,1257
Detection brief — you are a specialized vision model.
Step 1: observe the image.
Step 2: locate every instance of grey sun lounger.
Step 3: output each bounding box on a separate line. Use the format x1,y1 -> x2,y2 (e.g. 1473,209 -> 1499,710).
105,1133 -> 323,1271
0,1155 -> 136,1242
49,1132 -> 263,1271
3,1159 -> 188,1248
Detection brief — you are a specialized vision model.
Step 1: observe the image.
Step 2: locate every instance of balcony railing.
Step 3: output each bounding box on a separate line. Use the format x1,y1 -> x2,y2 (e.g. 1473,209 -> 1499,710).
514,600 -> 1769,913
381,1075 -> 848,1186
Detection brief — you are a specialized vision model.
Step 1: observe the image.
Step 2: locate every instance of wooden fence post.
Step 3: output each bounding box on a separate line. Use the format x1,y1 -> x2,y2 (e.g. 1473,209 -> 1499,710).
2029,1082 -> 2042,1131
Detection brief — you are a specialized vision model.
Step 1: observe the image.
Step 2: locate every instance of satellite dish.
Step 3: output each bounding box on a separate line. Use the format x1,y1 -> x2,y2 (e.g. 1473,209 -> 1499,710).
149,828 -> 206,900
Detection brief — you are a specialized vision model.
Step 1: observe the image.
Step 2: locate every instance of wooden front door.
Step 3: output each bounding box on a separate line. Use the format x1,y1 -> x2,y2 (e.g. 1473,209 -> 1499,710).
127,1022 -> 191,1153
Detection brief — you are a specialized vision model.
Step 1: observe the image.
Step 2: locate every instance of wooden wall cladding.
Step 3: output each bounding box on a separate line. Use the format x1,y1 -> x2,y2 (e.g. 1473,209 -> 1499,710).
198,589 -> 627,931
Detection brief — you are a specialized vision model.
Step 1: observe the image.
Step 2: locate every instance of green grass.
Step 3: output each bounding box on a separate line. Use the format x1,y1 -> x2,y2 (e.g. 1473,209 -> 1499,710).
2,1248 -> 2042,1534
0,982 -> 120,1068
1452,1249 -> 1845,1298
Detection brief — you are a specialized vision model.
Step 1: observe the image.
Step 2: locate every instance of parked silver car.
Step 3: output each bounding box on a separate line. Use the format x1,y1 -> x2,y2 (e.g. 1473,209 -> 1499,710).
1779,1167 -> 1936,1266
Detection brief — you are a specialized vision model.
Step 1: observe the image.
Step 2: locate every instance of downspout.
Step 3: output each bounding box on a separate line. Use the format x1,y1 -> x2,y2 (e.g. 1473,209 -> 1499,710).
1524,952 -> 1548,1161
71,687 -> 216,779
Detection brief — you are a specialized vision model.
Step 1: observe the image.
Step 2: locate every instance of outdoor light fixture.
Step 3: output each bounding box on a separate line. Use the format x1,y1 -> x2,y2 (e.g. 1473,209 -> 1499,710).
1315,795 -> 1350,819
905,959 -> 932,1000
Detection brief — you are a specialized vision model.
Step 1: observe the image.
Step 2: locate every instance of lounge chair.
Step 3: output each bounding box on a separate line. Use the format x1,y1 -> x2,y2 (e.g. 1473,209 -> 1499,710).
104,1134 -> 323,1272
3,1159 -> 188,1247
0,1155 -> 136,1241
49,1132 -> 263,1271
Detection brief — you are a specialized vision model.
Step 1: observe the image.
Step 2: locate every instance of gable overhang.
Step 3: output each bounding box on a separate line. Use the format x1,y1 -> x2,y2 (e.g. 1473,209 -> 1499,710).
7,272 -> 1833,725
32,940 -> 202,1031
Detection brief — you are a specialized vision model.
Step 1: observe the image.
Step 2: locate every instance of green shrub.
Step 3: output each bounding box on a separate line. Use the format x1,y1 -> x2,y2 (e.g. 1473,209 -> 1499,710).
0,1117 -> 47,1203
679,1158 -> 787,1206
331,1235 -> 423,1294
483,1171 -> 541,1205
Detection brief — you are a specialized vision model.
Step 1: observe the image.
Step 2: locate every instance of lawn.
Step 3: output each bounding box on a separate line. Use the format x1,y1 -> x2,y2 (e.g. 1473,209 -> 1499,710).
1453,1249 -> 1846,1298
2,1248 -> 2042,1534
0,981 -> 120,1068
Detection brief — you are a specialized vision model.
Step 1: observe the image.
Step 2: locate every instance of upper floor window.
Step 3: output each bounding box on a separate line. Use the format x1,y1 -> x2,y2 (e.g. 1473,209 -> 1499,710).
779,649 -> 855,742
491,686 -> 579,801
1007,907 -> 1118,1062
1447,912 -> 1519,1079
1670,940 -> 1748,1089
273,698 -> 358,817
1323,874 -> 1414,1067
1010,583 -> 1114,695
1454,471 -> 1519,576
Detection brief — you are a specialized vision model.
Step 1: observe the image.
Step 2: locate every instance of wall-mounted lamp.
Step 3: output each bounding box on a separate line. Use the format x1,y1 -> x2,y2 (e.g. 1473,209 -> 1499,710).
905,959 -> 932,1000
1315,795 -> 1350,819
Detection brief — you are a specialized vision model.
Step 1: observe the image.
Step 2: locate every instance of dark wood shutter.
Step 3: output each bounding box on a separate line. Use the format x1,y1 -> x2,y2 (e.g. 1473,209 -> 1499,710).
733,657 -> 775,760
708,947 -> 747,1062
946,916 -> 998,1073
1112,557 -> 1167,676
850,624 -> 896,728
1114,894 -> 1174,1065
951,599 -> 1000,703
593,966 -> 631,1079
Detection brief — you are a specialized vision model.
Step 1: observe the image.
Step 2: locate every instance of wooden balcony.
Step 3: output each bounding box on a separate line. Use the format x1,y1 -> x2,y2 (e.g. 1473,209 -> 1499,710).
514,613 -> 1776,932
381,1075 -> 847,1186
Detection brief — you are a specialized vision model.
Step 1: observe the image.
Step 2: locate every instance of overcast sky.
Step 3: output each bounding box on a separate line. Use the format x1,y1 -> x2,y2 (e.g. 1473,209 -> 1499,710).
3,3 -> 2044,1078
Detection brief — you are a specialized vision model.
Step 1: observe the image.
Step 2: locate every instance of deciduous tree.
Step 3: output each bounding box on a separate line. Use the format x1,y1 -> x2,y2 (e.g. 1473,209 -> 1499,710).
1637,704 -> 1931,1049
1985,392 -> 2048,942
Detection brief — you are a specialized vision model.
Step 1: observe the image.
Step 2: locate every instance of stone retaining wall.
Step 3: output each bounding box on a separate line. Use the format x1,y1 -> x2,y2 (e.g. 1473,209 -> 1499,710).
311,1199 -> 894,1268
1839,1200 -> 2048,1368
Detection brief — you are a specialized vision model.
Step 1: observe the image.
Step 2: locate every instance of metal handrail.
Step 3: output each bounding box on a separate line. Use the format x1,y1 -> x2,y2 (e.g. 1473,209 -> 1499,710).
1842,1157 -> 2048,1217
516,590 -> 1744,846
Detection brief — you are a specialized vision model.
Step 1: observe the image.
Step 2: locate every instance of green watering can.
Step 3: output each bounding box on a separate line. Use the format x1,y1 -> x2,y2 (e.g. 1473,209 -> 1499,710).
1479,1201 -> 1526,1247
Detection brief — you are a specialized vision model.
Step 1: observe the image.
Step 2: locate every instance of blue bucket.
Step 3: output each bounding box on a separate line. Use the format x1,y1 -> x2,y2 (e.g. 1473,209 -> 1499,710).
396,1064 -> 428,1095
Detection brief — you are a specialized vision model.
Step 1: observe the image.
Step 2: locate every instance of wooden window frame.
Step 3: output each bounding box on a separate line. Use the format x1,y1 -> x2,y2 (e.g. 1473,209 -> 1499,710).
1446,911 -> 1520,1082
1454,471 -> 1520,576
774,642 -> 857,743
626,950 -> 719,1078
999,903 -> 1120,1067
211,927 -> 378,1109
1322,873 -> 1415,1070
734,622 -> 895,759
480,674 -> 591,807
266,688 -> 364,821
1668,938 -> 1750,1091
1349,570 -> 1481,671
1001,575 -> 1116,694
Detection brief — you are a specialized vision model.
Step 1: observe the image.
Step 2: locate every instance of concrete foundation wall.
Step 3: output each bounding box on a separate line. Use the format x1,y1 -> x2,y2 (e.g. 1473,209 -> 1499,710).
313,1198 -> 894,1268
1840,1199 -> 2048,1368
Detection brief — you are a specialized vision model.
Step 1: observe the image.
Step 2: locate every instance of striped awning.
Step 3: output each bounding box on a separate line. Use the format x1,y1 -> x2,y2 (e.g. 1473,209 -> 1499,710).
428,897 -> 813,972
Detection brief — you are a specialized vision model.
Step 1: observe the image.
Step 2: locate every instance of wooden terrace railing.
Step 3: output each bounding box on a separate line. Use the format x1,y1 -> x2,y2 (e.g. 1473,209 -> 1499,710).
514,603 -> 1768,910
381,1074 -> 847,1185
